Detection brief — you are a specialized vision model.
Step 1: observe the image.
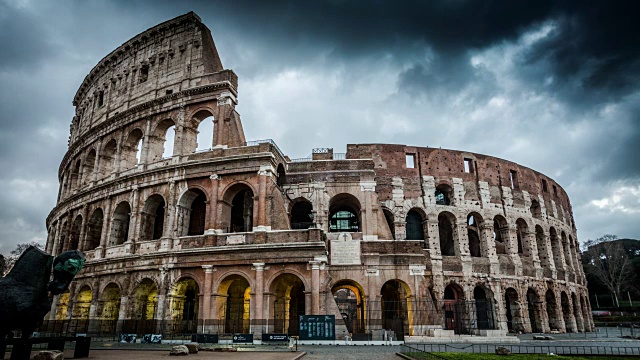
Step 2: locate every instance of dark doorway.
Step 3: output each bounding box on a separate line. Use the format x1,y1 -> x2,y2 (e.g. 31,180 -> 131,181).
231,189 -> 253,232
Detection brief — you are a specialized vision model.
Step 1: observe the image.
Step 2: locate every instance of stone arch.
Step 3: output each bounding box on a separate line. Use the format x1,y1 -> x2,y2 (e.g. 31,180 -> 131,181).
121,128 -> 144,169
560,291 -> 573,332
467,212 -> 484,257
98,282 -> 121,334
189,108 -> 216,152
329,193 -> 361,232
535,225 -> 551,272
82,148 -> 97,184
168,277 -> 200,333
73,284 -> 92,320
526,288 -> 542,333
571,292 -> 584,332
435,183 -> 453,205
69,214 -> 83,251
148,118 -> 176,163
140,194 -> 166,240
380,279 -> 412,340
276,163 -> 286,187
130,278 -> 159,321
382,207 -> 395,240
269,273 -> 306,335
473,285 -> 495,330
109,201 -> 131,245
504,287 -> 524,333
438,211 -> 457,256
406,208 -> 427,241
331,279 -> 366,334
561,231 -> 572,271
530,199 -> 542,219
493,215 -> 508,255
221,183 -> 254,233
55,290 -> 71,320
99,138 -> 118,178
216,273 -> 251,334
85,208 -> 103,250
70,159 -> 82,190
515,218 -> 528,255
177,188 -> 207,236
443,282 -> 466,334
549,227 -> 563,270
290,197 -> 313,229
545,289 -> 559,331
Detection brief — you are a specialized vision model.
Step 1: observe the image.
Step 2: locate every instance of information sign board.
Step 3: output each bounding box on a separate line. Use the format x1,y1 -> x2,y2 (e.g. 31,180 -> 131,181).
330,234 -> 360,265
298,315 -> 335,340
232,334 -> 253,343
261,333 -> 289,342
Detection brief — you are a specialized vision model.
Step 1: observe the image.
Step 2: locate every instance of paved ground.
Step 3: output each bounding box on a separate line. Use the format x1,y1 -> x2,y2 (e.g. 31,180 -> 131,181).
299,345 -> 403,359
3,349 -> 306,360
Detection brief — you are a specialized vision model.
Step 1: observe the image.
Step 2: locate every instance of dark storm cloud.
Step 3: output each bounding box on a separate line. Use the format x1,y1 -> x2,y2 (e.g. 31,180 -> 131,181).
0,2 -> 53,71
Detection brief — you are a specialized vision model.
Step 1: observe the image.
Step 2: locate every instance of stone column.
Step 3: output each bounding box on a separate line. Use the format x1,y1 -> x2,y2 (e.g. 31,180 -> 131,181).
126,187 -> 139,247
207,174 -> 220,233
96,197 -> 112,259
78,206 -> 89,251
92,138 -> 102,184
252,262 -> 265,335
310,261 -> 321,314
256,167 -> 271,230
51,220 -> 63,256
201,265 -> 214,332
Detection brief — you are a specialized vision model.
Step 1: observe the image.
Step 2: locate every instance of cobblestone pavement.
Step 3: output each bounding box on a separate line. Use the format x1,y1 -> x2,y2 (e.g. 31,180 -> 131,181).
299,345 -> 403,359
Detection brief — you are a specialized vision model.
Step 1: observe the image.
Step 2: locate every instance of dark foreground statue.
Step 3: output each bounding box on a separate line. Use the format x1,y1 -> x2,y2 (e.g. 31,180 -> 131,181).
0,246 -> 85,340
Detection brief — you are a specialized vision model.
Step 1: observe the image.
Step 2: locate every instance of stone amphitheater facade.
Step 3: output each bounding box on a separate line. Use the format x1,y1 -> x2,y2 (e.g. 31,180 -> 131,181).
45,12 -> 593,341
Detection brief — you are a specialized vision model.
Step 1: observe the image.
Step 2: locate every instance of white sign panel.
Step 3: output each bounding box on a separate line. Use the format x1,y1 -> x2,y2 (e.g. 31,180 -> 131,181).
227,234 -> 245,245
331,233 -> 361,265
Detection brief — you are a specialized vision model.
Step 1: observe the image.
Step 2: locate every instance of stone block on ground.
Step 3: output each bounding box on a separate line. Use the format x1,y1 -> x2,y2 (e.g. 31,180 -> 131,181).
31,350 -> 64,360
185,343 -> 198,354
170,345 -> 189,356
495,347 -> 511,355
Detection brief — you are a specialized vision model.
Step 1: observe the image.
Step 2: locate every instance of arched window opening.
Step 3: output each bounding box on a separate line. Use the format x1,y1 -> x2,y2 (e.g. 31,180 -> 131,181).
474,286 -> 494,330
493,216 -> 508,255
271,274 -> 306,335
435,184 -> 453,205
73,286 -> 92,320
218,275 -> 251,334
535,225 -> 551,272
381,280 -> 410,341
443,284 -> 464,334
121,129 -> 144,169
549,227 -> 563,270
161,125 -> 176,159
141,194 -> 166,240
69,215 -> 82,251
530,200 -> 542,219
406,209 -> 425,241
196,116 -> 214,151
85,209 -> 103,250
277,164 -> 286,187
177,189 -> 207,236
467,213 -> 482,257
100,139 -> 117,178
290,200 -> 313,230
58,221 -> 68,256
109,201 -> 131,246
383,208 -> 395,240
332,280 -> 366,335
83,149 -> 96,184
329,193 -> 361,233
71,160 -> 82,190
545,289 -> 558,331
231,189 -> 254,232
438,212 -> 455,256
527,288 -> 541,333
516,219 -> 527,255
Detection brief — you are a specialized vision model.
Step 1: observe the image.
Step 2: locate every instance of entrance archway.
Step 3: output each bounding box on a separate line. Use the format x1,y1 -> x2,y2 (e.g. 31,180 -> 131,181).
526,288 -> 541,333
55,290 -> 70,320
474,286 -> 494,330
331,280 -> 366,334
505,288 -> 523,332
443,283 -> 465,334
381,280 -> 410,340
98,283 -> 121,334
545,289 -> 558,331
169,278 -> 200,333
128,279 -> 158,335
270,273 -> 306,335
217,275 -> 251,334
73,285 -> 92,320
561,291 -> 573,333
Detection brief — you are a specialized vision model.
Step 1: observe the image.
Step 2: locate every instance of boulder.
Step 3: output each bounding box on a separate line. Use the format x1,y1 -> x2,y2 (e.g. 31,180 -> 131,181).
170,345 -> 189,356
185,343 -> 198,354
32,350 -> 64,360
495,347 -> 511,355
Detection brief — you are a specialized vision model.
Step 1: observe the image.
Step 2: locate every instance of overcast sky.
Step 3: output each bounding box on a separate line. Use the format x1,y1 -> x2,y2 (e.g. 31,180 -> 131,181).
0,0 -> 638,254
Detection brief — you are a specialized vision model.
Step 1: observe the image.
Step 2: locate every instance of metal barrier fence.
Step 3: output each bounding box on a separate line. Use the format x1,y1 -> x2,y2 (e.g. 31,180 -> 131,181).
403,343 -> 640,356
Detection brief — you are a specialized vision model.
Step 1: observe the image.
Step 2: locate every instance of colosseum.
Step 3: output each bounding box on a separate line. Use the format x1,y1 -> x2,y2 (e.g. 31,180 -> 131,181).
44,12 -> 593,343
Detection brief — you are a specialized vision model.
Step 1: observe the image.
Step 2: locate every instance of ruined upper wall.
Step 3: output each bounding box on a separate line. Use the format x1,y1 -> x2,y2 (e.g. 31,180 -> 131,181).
69,12 -> 228,145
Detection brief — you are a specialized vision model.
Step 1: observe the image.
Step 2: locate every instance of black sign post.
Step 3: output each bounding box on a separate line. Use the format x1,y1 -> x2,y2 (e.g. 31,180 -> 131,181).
298,315 -> 335,340
232,334 -> 253,343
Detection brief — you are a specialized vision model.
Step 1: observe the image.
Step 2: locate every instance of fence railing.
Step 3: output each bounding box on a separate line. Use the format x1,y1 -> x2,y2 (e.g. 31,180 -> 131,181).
403,343 -> 640,356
